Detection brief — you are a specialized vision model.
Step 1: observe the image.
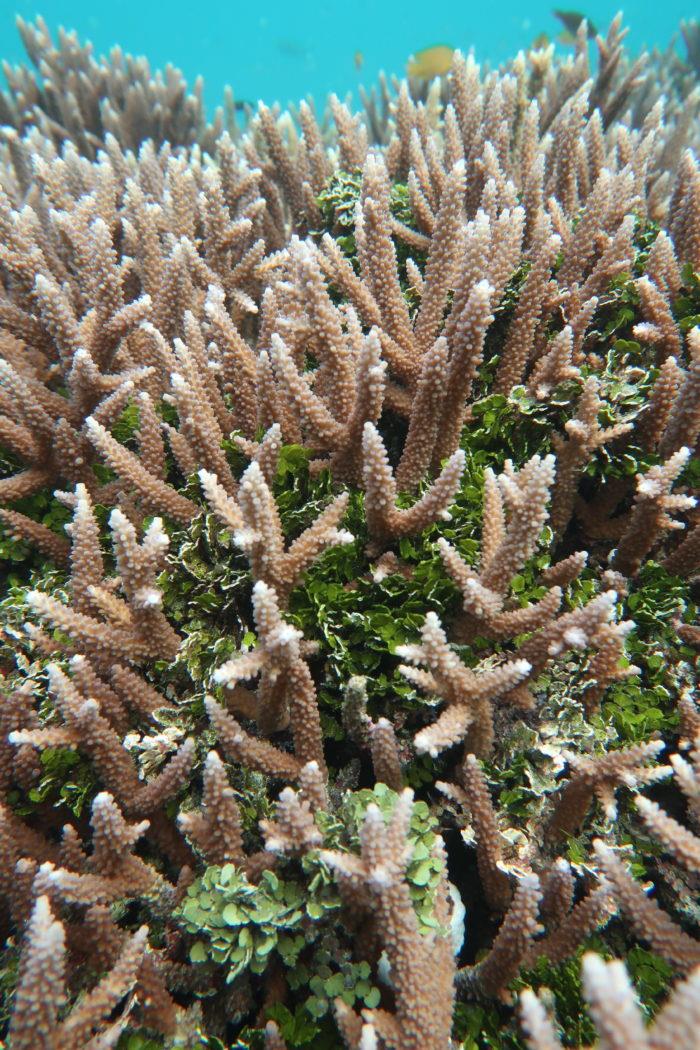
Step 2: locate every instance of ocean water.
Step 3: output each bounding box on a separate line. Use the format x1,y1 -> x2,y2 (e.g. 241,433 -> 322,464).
3,1 -> 698,113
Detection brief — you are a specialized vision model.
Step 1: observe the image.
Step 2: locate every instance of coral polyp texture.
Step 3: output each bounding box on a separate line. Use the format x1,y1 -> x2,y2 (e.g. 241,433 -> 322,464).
1,12 -> 700,1050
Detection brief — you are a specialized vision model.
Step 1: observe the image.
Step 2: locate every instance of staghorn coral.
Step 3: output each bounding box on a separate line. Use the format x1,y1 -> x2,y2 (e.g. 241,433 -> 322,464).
549,378 -> 633,538
9,664 -> 194,824
177,750 -> 245,866
361,421 -> 466,551
0,11 -> 699,1050
200,429 -> 354,606
9,894 -> 148,1050
612,447 -> 697,576
322,789 -> 455,1050
208,579 -> 326,774
434,455 -> 617,702
396,609 -> 532,757
260,779 -> 324,856
440,755 -> 616,992
546,740 -> 669,840
520,953 -> 700,1050
439,453 -> 561,626
438,756 -> 513,913
460,872 -> 544,1000
593,839 -> 700,970
32,789 -> 160,906
583,707 -> 700,976
24,483 -> 180,663
1,16 -> 238,155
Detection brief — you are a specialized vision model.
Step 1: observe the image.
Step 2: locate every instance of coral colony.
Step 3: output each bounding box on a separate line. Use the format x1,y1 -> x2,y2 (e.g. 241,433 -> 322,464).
1,12 -> 700,1050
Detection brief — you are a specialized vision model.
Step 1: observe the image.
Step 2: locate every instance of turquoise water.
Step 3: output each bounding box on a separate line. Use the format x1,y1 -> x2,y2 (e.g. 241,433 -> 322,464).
4,2 -> 698,111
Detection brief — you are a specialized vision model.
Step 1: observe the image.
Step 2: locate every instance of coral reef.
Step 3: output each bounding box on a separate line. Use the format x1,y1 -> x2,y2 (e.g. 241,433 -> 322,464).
1,12 -> 699,1050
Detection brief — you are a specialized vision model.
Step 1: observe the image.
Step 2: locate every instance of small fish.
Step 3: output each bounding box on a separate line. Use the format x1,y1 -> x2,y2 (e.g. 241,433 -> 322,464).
552,10 -> 597,40
407,45 -> 455,79
354,50 -> 364,72
531,32 -> 551,49
276,38 -> 310,60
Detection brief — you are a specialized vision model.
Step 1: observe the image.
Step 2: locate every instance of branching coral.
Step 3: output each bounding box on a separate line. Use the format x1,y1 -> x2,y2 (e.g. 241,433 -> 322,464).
9,895 -> 148,1050
546,740 -> 669,839
177,750 -> 245,865
10,665 -> 194,822
0,11 -> 699,1050
25,484 -> 180,663
208,579 -> 326,774
321,790 -> 455,1050
361,422 -> 466,550
520,953 -> 700,1050
440,756 -> 616,992
200,429 -> 353,605
397,611 -> 531,757
550,378 -> 632,537
612,447 -> 697,576
593,840 -> 700,969
436,454 -> 590,656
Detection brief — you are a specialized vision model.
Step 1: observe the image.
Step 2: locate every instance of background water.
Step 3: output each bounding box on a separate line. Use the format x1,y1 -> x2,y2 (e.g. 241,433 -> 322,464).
3,1 -> 698,111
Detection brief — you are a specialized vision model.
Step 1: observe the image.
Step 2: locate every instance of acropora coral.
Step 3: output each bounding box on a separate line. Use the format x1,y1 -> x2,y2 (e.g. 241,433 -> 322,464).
0,12 -> 699,1050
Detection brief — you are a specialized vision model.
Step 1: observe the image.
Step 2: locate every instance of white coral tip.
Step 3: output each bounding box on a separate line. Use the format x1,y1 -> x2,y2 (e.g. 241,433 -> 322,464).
564,627 -> 587,648
359,1025 -> 379,1050
369,864 -> 391,888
